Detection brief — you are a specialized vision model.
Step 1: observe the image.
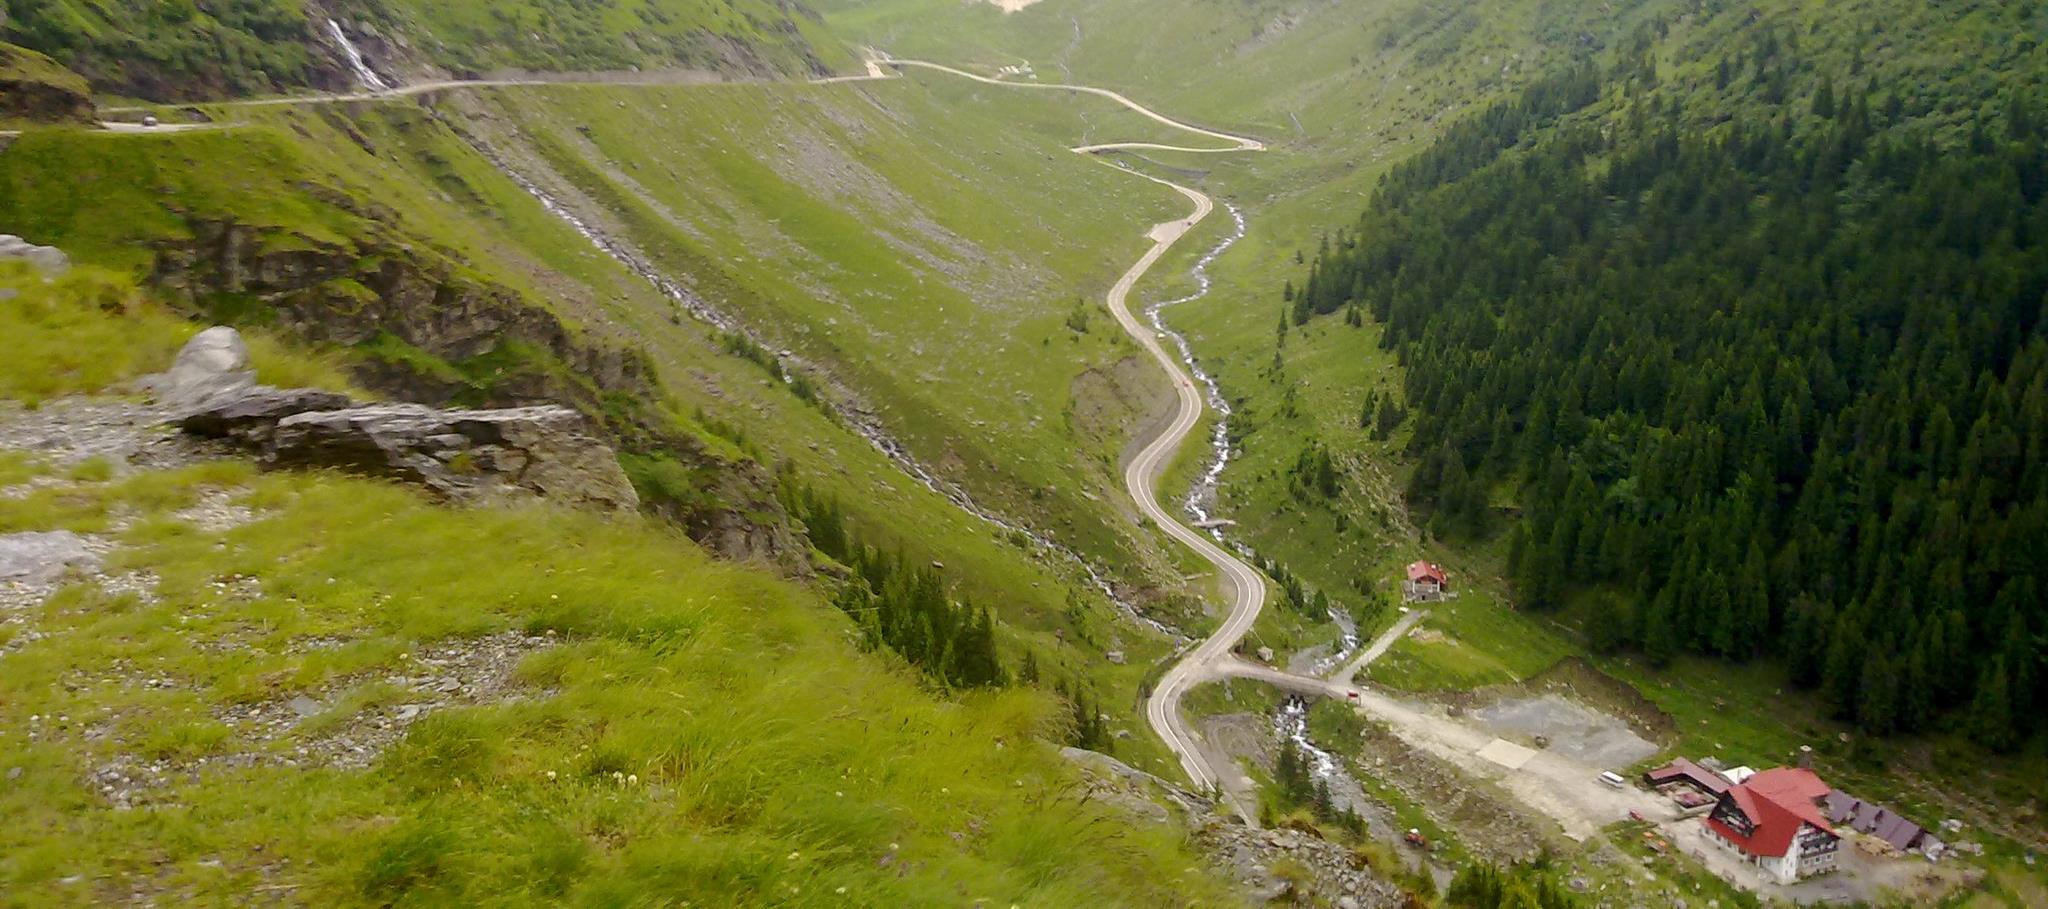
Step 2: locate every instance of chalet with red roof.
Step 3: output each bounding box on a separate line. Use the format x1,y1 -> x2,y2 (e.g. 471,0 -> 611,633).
1403,561 -> 1448,602
1702,767 -> 1840,884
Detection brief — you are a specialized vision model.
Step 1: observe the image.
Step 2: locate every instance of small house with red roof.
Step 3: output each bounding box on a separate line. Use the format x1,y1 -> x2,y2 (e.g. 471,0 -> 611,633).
1403,561 -> 1448,602
1702,767 -> 1840,884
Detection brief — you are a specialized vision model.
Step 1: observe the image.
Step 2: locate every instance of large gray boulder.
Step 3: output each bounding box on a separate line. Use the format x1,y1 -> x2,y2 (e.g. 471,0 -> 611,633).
144,325 -> 264,410
0,234 -> 69,276
165,326 -> 254,395
0,531 -> 97,586
267,404 -> 638,511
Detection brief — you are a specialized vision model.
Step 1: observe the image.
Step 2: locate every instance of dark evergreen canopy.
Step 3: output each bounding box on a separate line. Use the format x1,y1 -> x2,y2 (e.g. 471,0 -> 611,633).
1294,16 -> 2047,747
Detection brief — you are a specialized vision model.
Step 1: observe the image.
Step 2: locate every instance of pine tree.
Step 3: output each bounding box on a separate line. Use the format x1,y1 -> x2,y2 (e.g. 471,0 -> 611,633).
1968,658 -> 2017,751
1857,652 -> 1898,734
1644,587 -> 1680,668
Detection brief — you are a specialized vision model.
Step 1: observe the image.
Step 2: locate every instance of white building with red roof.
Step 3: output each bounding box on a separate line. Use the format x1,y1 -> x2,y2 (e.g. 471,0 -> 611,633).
1702,767 -> 1841,884
1402,560 -> 1448,602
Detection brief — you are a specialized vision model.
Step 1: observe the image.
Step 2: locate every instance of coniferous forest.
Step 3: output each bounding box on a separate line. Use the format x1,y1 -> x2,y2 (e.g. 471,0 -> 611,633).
1292,14 -> 2048,747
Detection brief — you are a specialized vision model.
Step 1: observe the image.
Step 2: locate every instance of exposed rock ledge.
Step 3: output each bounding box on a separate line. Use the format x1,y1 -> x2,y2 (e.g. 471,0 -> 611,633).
152,327 -> 638,511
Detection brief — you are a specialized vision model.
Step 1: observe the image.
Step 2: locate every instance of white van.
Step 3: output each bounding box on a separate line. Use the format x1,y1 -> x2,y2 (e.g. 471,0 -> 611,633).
1599,771 -> 1627,789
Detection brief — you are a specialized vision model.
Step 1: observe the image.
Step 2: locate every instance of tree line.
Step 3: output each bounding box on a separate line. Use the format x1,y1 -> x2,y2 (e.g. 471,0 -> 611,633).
780,476 -> 1117,751
1444,862 -> 1582,909
1288,20 -> 2047,747
1263,738 -> 1368,838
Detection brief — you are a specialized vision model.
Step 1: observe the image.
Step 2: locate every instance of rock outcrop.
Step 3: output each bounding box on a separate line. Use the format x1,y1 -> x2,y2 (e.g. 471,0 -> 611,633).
262,404 -> 639,511
1197,822 -> 1407,908
144,211 -> 802,566
160,327 -> 638,512
148,220 -> 654,412
0,235 -> 70,276
0,43 -> 94,126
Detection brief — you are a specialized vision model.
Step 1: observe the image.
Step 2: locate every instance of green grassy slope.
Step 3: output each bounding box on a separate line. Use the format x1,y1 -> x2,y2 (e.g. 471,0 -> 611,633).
464,74 -> 1201,586
0,83 -> 1206,777
378,0 -> 853,77
0,271 -> 1236,905
0,41 -> 94,126
2,0 -> 318,99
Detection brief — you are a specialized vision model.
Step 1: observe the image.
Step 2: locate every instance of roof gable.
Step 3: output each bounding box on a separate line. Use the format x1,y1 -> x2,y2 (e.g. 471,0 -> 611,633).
1708,768 -> 1836,858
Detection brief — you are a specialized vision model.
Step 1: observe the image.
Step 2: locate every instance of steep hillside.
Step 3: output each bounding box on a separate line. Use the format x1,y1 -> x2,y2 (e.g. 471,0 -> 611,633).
0,78 -> 1218,782
0,264 -> 1238,905
0,0 -> 847,101
446,75 -> 1201,593
0,42 -> 93,126
379,0 -> 850,78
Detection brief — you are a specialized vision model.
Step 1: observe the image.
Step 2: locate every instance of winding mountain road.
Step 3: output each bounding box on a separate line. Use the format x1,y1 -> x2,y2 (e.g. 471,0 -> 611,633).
879,57 -> 1272,819
33,52 -> 1294,821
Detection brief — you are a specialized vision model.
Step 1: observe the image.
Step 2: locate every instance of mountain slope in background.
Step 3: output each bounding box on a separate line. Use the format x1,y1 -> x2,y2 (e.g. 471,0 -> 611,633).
0,0 -> 847,101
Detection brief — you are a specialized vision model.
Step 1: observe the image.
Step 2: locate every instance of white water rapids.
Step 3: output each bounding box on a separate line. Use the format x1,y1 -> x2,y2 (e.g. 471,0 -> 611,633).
1274,697 -> 1374,821
1142,202 -> 1246,541
1142,203 -> 1361,664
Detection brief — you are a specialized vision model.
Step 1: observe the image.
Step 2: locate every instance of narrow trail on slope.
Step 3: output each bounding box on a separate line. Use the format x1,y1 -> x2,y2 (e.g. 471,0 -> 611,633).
879,56 -> 1270,821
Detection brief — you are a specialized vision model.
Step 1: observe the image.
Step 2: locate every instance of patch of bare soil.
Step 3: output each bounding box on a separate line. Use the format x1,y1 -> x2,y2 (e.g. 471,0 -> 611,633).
1348,721 -> 1550,864
1469,693 -> 1659,769
1443,656 -> 1676,745
1071,354 -> 1175,469
1524,657 -> 1677,741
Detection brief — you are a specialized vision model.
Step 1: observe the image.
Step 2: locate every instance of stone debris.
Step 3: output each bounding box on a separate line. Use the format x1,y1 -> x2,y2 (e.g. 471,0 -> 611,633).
170,489 -> 257,534
1063,746 -> 1208,825
1060,746 -> 1403,907
1197,821 -> 1406,908
0,531 -> 127,654
210,630 -> 558,773
0,398 -> 224,471
88,632 -> 557,809
0,541 -> 158,657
